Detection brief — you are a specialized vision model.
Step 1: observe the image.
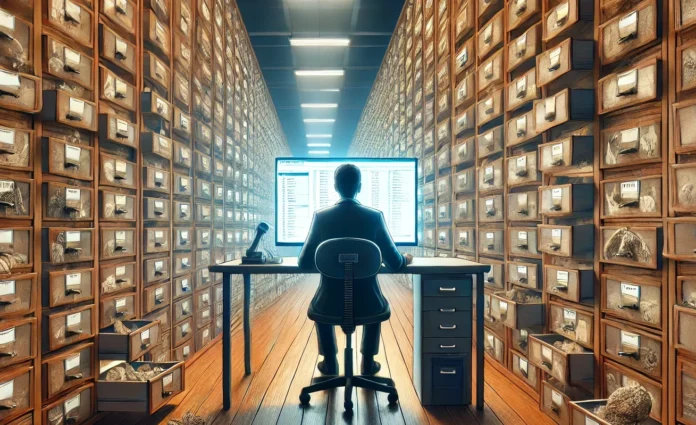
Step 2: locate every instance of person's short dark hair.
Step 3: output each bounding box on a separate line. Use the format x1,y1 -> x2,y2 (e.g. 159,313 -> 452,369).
335,164 -> 361,198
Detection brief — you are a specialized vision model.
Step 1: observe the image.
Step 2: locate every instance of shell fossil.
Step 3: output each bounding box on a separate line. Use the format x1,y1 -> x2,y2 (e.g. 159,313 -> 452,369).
0,38 -> 26,71
603,227 -> 652,264
605,185 -> 657,214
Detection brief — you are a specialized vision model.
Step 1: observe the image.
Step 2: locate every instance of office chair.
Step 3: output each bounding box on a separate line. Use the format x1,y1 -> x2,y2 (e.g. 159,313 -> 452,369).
299,238 -> 399,412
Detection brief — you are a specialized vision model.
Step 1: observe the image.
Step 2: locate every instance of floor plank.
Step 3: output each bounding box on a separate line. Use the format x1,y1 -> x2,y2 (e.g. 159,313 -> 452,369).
94,275 -> 550,425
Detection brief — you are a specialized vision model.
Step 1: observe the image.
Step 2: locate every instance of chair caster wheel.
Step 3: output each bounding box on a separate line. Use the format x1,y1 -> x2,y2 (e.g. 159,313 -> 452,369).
344,400 -> 353,411
388,392 -> 399,405
300,393 -> 310,405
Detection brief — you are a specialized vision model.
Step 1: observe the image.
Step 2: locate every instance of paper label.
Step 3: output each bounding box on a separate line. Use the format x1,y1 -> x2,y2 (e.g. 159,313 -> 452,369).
0,280 -> 15,297
621,181 -> 639,201
542,346 -> 553,363
115,78 -> 127,97
556,270 -> 569,285
555,2 -> 569,24
183,346 -> 190,356
519,357 -> 528,375
65,0 -> 82,23
518,193 -> 528,208
155,230 -> 164,239
116,266 -> 126,276
552,229 -> 562,238
620,10 -> 637,29
552,143 -> 563,157
621,283 -> 640,299
115,37 -> 127,57
0,128 -> 15,146
66,145 -> 81,164
0,328 -> 14,345
552,188 -> 563,200
115,298 -> 126,308
64,47 -> 81,68
181,279 -> 189,290
551,390 -> 563,406
486,199 -> 494,208
202,309 -> 210,319
563,308 -> 576,321
620,128 -> 639,145
516,115 -> 527,133
65,188 -> 81,202
0,10 -> 15,33
65,353 -> 80,371
66,312 -> 81,327
66,273 -> 81,288
620,330 -> 640,348
66,231 -> 81,243
69,98 -> 85,116
518,231 -> 528,241
517,265 -> 527,276
0,380 -> 13,401
163,373 -> 173,387
486,232 -> 494,241
516,155 -> 527,168
116,119 -> 129,136
63,393 -> 81,413
154,261 -> 163,272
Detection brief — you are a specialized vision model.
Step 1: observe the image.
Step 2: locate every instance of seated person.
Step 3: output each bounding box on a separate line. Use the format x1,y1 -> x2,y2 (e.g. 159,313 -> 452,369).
298,164 -> 413,375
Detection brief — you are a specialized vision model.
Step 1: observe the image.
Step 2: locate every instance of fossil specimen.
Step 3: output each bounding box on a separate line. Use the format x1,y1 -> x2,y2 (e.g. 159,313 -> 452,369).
0,251 -> 27,273
105,363 -> 165,382
501,288 -> 542,304
601,386 -> 652,425
603,227 -> 652,264
553,340 -> 586,353
607,291 -> 660,324
0,37 -> 26,71
113,320 -> 130,335
605,185 -> 657,215
168,413 -> 206,425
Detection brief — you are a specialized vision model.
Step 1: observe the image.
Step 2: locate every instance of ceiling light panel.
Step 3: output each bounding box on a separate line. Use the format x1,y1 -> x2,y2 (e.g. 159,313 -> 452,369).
290,38 -> 350,47
304,119 -> 336,123
307,143 -> 332,147
301,103 -> 338,108
295,70 -> 345,77
306,134 -> 332,138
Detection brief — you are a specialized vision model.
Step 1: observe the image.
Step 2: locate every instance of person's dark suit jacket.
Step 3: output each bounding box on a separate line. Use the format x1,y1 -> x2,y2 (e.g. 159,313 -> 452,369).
298,198 -> 406,321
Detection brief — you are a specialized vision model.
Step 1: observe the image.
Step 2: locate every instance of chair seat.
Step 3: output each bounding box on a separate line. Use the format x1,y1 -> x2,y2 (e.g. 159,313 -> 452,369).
308,304 -> 391,326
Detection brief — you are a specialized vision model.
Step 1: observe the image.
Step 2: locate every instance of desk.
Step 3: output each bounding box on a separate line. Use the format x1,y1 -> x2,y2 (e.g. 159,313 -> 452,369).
209,257 -> 490,411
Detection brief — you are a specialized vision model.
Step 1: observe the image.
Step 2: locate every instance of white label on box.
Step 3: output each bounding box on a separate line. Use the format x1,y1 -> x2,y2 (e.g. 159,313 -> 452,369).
485,166 -> 494,177
552,143 -> 563,156
519,357 -> 528,374
486,232 -> 494,240
202,269 -> 209,278
66,188 -> 81,202
486,333 -> 495,347
155,171 -> 164,181
516,115 -> 526,131
518,193 -> 528,206
116,119 -> 129,135
65,1 -> 81,23
155,200 -> 164,210
0,280 -> 15,296
551,390 -> 563,406
64,393 -> 81,413
620,330 -> 640,348
115,79 -> 128,96
621,127 -> 639,144
155,230 -> 164,239
0,380 -> 13,401
518,231 -> 528,240
181,230 -> 189,240
163,373 -> 173,387
69,98 -> 85,116
557,270 -> 569,285
563,308 -> 576,321
0,10 -> 15,33
617,69 -> 637,88
542,346 -> 553,361
180,115 -> 189,130
516,77 -> 526,94
66,273 -> 81,287
156,98 -> 168,115
64,48 -> 81,67
552,188 -> 563,200
181,279 -> 189,290
182,301 -> 190,312
66,312 -> 81,327
116,298 -> 126,308
141,328 -> 150,342
115,231 -> 126,242
203,328 -> 210,338
0,70 -> 18,91
0,328 -> 15,344
516,156 -> 527,168
183,346 -> 190,356
115,266 -> 126,276
621,181 -> 639,199
115,37 -> 127,57
486,199 -> 494,208
552,229 -> 562,238
202,309 -> 210,319
65,145 -> 81,163
517,265 -> 527,275
0,128 -> 14,146
556,2 -> 569,22
619,10 -> 637,29
66,231 -> 81,243
65,353 -> 80,371
621,283 -> 640,298
155,287 -> 163,297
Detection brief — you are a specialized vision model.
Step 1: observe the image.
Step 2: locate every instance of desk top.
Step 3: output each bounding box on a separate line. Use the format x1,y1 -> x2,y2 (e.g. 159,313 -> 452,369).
209,257 -> 491,275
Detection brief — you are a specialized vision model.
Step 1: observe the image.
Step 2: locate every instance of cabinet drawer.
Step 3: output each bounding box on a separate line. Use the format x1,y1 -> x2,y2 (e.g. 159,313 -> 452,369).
543,0 -> 593,41
422,277 -> 472,298
173,274 -> 193,300
679,39 -> 696,93
508,260 -> 541,290
477,10 -> 503,60
548,301 -> 593,349
509,226 -> 540,258
142,91 -> 171,121
477,126 -> 503,159
0,176 -> 32,220
101,228 -> 134,260
507,151 -> 540,187
478,159 -> 504,193
454,198 -> 475,224
46,228 -> 92,265
537,38 -> 593,88
143,197 -> 169,222
143,257 -> 169,285
144,52 -> 170,91
100,262 -> 136,295
173,141 -> 191,169
174,227 -> 192,251
141,133 -> 172,161
602,119 -> 661,167
146,329 -> 170,362
43,35 -> 93,89
482,291 -> 507,339
101,0 -> 136,35
479,228 -> 504,256
42,382 -> 93,425
42,90 -> 96,130
173,339 -> 193,362
508,68 -> 539,112
144,9 -> 170,56
172,172 -> 189,196
477,89 -> 503,127
0,7 -> 32,74
195,267 -> 211,290
454,40 -> 474,79
47,268 -> 94,308
454,104 -> 476,137
599,0 -> 658,65
100,190 -> 135,221
478,49 -> 503,93
483,328 -> 505,366
195,179 -> 213,201
541,379 -> 590,424
678,356 -> 696,424
539,136 -> 594,174
480,258 -> 504,290
671,164 -> 696,212
598,58 -> 658,115
0,125 -> 32,171
540,183 -> 593,217
0,273 -> 35,319
455,1 -> 474,40
173,316 -> 193,346
479,194 -> 503,223
173,201 -> 191,225
173,296 -> 193,324
510,351 -> 539,392
509,23 -> 542,72
604,359 -> 662,422
100,294 -> 136,328
99,114 -> 137,149
43,342 -> 92,399
528,334 -> 594,386
436,175 -> 451,202
173,0 -> 192,39
99,23 -> 136,74
603,274 -> 661,329
454,167 -> 475,195
508,0 -> 540,31
507,190 -> 539,221
423,337 -> 470,354
545,265 -> 594,305
505,110 -> 538,148
196,324 -> 213,351
0,317 -> 35,369
44,182 -> 92,221
601,176 -> 661,218
45,0 -> 93,47
534,89 -> 594,133
539,224 -> 594,257
173,251 -> 193,276
144,228 -> 170,254
601,319 -> 662,380
97,361 -> 184,414
195,121 -> 212,154
490,289 -> 544,329
455,227 -> 476,254
173,33 -> 192,70
195,151 -> 212,175
196,304 -> 212,330
99,65 -> 136,111
144,306 -> 170,332
100,153 -> 135,189
437,202 -> 451,224
46,304 -> 95,351
173,109 -> 192,142
601,225 -> 662,269
436,61 -> 449,92
143,281 -> 170,315
0,365 -> 33,423
454,72 -> 475,108
437,228 -> 452,250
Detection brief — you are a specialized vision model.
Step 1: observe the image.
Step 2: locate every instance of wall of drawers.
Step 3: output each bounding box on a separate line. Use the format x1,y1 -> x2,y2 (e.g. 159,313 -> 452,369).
349,0 -> 693,423
0,0 -> 290,423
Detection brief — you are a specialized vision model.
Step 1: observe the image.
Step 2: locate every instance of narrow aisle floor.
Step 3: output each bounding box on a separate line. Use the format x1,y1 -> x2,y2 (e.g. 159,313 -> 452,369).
97,276 -> 555,425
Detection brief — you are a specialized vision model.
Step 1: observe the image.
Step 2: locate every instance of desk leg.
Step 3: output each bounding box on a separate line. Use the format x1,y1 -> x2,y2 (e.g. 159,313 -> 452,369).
475,272 -> 484,410
223,272 -> 232,410
244,273 -> 252,376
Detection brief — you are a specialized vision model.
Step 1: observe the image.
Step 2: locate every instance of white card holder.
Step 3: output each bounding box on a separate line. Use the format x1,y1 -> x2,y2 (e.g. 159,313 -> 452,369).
483,22 -> 493,45
555,2 -> 569,27
544,96 -> 556,121
483,97 -> 494,114
617,127 -> 640,154
619,330 -> 640,359
0,128 -> 16,154
515,33 -> 527,58
514,0 -> 527,16
618,10 -> 638,43
67,97 -> 85,122
516,77 -> 527,99
516,115 -> 527,136
616,68 -> 638,96
0,10 -> 15,39
64,47 -> 81,74
64,0 -> 82,25
548,47 -> 562,71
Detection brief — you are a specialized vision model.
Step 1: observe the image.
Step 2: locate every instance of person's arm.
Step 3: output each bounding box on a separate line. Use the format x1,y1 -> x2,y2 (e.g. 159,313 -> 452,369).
297,213 -> 321,270
375,212 -> 407,271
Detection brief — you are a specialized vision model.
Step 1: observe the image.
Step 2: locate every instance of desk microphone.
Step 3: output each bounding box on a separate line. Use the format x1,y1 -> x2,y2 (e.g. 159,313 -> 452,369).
246,222 -> 269,258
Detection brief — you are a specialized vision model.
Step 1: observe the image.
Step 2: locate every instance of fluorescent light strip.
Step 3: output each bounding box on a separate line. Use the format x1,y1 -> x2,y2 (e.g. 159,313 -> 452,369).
301,103 -> 338,108
290,38 -> 350,47
306,134 -> 332,138
295,70 -> 345,77
304,119 -> 336,123
320,89 -> 341,92
308,150 -> 330,154
307,143 -> 331,147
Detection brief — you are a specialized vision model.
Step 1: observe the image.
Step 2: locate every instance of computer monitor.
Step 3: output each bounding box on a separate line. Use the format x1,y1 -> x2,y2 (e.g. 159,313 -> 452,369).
275,157 -> 418,246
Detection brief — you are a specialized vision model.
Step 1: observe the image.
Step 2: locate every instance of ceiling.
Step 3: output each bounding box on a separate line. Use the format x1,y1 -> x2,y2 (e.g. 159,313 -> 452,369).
237,0 -> 406,157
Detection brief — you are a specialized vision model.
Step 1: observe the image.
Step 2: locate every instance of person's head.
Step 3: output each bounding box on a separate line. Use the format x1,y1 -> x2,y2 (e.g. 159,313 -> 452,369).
334,164 -> 362,199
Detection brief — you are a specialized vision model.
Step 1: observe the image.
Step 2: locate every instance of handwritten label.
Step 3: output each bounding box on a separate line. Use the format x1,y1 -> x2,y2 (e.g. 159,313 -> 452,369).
620,330 -> 640,348
563,308 -> 576,321
64,393 -> 81,413
517,265 -> 527,276
66,273 -> 81,288
69,98 -> 85,116
621,181 -> 639,200
0,280 -> 15,296
551,390 -> 563,406
0,128 -> 14,146
621,283 -> 640,298
115,231 -> 126,242
0,328 -> 14,345
66,312 -> 81,327
115,298 -> 126,309
557,270 -> 569,285
518,231 -> 528,241
66,231 -> 81,243
65,353 -> 80,371
0,380 -> 13,401
0,10 -> 15,33
115,266 -> 126,277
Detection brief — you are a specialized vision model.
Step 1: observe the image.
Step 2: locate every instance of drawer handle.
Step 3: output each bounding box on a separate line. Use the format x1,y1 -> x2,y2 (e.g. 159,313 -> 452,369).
115,207 -> 128,214
115,311 -> 127,317
541,361 -> 552,370
549,244 -> 561,252
516,208 -> 529,216
66,372 -> 83,380
440,344 -> 456,349
618,351 -> 640,360
520,369 -> 528,378
517,339 -> 528,349
115,278 -> 128,284
439,287 -> 456,292
551,404 -> 561,415
0,297 -> 17,306
0,29 -> 14,42
0,199 -> 15,208
0,350 -> 16,358
440,369 -> 457,375
562,323 -> 575,332
0,89 -> 19,99
619,200 -> 640,209
163,390 -> 174,397
618,146 -> 638,155
65,288 -> 82,295
155,298 -> 164,305
515,169 -> 528,177
0,401 -> 16,410
516,244 -> 528,250
439,325 -> 457,330
66,329 -> 83,337
619,303 -> 640,310
114,245 -> 127,252
549,205 -> 563,212
64,247 -> 82,254
66,415 -> 79,424
155,270 -> 164,276
518,277 -> 528,284
141,343 -> 150,350
114,173 -> 126,180
553,285 -> 568,292
439,308 -> 456,313
64,205 -> 80,214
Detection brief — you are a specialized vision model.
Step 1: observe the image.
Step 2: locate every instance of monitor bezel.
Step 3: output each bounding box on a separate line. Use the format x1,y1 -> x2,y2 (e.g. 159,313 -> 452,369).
274,157 -> 419,247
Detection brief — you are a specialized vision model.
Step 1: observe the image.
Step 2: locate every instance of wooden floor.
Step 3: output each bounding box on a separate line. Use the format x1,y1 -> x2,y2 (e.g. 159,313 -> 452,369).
96,276 -> 556,425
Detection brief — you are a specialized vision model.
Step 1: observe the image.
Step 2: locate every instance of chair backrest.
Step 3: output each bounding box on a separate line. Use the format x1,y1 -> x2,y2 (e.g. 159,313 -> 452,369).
315,238 -> 382,330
